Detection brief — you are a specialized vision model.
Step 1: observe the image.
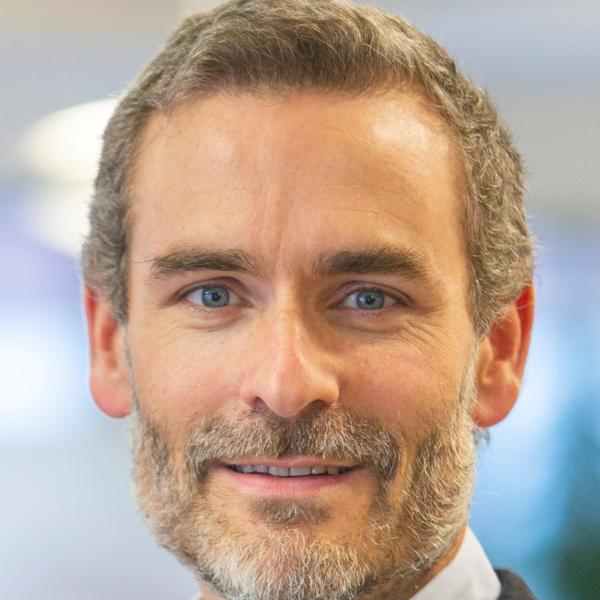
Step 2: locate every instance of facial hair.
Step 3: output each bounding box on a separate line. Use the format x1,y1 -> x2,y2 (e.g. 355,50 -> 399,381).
129,352 -> 479,600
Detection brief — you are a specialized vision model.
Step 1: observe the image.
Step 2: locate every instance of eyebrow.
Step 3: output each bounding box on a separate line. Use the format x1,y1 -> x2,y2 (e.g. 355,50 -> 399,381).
146,245 -> 432,283
149,249 -> 258,279
313,247 -> 430,280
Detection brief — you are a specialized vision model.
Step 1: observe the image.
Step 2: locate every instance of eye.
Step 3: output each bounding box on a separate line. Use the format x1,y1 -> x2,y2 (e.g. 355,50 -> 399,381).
184,285 -> 241,309
340,288 -> 401,311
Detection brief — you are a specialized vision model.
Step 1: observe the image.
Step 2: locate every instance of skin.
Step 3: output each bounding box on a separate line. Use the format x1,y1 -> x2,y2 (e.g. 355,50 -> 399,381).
85,90 -> 534,600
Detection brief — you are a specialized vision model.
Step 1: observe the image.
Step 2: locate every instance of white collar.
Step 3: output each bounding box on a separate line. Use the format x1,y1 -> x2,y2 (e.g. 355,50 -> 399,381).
411,527 -> 500,600
193,527 -> 500,600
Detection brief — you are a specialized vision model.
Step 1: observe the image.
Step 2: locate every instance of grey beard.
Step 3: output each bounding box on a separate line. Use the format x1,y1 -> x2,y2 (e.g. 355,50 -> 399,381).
128,349 -> 478,600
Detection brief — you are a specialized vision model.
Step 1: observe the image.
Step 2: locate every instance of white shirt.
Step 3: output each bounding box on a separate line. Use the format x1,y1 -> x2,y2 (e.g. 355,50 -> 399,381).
412,528 -> 501,600
193,527 -> 500,600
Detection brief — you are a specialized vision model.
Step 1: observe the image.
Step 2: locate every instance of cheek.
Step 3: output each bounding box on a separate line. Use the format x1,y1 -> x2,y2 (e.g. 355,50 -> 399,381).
130,327 -> 246,424
344,343 -> 460,441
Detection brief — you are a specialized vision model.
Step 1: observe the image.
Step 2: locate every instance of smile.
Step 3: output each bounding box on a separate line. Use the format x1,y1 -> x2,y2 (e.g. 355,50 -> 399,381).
215,460 -> 366,497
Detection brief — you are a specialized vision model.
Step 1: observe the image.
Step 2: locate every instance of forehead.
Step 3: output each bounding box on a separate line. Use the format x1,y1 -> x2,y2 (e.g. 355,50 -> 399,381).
129,90 -> 466,284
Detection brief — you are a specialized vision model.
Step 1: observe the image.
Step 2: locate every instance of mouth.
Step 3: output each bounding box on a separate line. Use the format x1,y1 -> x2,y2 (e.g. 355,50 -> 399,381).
214,458 -> 365,497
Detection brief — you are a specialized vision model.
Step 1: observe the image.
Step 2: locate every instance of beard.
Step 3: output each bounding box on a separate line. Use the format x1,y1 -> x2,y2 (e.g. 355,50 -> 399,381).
129,351 -> 479,600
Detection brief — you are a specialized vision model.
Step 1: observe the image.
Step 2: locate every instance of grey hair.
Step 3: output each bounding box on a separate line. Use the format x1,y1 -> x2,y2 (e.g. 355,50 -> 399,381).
82,0 -> 534,334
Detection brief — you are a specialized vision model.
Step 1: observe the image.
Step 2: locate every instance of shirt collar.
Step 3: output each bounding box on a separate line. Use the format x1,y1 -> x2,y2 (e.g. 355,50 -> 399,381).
411,527 -> 500,600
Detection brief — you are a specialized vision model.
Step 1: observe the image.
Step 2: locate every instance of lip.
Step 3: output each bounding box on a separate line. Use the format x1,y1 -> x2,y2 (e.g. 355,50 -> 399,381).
213,463 -> 366,497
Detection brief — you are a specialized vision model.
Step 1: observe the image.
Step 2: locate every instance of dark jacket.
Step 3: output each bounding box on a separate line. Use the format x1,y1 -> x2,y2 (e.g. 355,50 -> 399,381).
496,569 -> 537,600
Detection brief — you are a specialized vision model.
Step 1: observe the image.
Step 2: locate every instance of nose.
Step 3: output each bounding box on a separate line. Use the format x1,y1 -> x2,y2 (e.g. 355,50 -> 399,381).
238,307 -> 341,419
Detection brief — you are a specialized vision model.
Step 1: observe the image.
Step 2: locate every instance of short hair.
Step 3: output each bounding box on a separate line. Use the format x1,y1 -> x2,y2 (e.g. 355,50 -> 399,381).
82,0 -> 534,334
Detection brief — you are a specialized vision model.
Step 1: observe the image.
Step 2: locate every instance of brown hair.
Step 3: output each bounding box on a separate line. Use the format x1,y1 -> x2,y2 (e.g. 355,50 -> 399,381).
82,0 -> 534,334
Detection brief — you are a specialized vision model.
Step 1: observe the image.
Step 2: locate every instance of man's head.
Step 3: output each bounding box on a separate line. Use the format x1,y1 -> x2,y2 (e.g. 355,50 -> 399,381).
82,2 -> 535,600
83,0 -> 533,336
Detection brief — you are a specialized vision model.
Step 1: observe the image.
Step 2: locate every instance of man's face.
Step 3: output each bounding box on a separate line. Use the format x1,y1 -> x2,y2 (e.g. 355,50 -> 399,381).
124,91 -> 479,600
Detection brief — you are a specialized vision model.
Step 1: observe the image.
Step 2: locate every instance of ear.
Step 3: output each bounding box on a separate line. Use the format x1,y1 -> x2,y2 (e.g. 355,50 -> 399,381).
473,286 -> 535,428
84,286 -> 133,418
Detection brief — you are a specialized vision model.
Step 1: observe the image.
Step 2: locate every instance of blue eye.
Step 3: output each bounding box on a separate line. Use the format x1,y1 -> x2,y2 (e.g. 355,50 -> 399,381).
185,286 -> 235,308
342,288 -> 396,310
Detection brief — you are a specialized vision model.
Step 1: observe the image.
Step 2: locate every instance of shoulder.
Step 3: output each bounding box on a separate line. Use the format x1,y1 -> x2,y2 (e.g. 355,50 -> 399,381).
495,569 -> 538,600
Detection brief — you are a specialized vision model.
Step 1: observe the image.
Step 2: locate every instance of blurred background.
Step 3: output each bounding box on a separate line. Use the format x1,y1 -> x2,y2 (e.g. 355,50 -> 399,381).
1,1 -> 598,598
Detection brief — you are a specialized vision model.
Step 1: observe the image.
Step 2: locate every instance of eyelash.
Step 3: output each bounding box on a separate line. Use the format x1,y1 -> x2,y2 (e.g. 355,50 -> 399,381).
180,283 -> 410,316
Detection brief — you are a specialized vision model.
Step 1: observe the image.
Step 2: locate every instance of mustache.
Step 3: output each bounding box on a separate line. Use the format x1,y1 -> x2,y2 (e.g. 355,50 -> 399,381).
182,405 -> 401,483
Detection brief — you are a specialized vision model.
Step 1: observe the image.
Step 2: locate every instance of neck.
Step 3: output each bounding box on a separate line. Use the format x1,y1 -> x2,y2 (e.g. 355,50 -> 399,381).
402,526 -> 467,597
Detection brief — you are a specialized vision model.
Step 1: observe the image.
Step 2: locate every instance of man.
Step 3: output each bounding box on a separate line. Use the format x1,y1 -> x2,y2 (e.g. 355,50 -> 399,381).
82,1 -> 537,599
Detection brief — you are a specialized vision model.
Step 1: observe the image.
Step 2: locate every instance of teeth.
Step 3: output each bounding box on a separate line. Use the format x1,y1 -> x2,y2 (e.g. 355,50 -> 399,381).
269,466 -> 290,477
230,464 -> 352,476
289,467 -> 312,476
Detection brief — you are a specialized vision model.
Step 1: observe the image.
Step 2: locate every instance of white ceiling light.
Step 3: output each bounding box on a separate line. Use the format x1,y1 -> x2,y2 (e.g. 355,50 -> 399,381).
18,98 -> 118,257
20,98 -> 118,185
